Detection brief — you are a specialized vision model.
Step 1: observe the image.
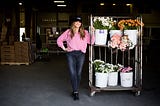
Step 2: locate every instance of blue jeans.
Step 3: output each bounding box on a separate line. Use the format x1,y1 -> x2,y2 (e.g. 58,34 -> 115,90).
66,50 -> 85,92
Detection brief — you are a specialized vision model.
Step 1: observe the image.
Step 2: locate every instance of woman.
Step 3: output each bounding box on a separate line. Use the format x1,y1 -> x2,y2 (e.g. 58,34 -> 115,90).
57,16 -> 95,100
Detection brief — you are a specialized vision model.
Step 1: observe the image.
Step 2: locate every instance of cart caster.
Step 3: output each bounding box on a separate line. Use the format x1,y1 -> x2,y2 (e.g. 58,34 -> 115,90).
135,91 -> 141,96
90,91 -> 96,96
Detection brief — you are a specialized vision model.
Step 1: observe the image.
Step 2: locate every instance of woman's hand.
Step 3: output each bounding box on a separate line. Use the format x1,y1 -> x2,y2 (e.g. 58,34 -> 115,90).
91,25 -> 95,32
89,25 -> 95,36
90,25 -> 95,33
62,46 -> 67,51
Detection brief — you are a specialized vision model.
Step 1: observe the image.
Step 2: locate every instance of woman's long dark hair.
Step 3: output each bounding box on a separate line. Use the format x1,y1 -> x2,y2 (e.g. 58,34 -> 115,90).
70,22 -> 85,39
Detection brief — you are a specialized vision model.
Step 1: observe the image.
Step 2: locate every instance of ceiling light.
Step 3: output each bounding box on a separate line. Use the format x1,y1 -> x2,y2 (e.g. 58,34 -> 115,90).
126,4 -> 131,6
54,1 -> 65,3
57,4 -> 66,7
100,3 -> 104,6
18,2 -> 23,5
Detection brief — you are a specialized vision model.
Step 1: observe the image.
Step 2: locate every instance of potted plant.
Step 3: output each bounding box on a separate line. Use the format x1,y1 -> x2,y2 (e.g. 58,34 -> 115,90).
92,59 -> 109,88
109,20 -> 123,37
93,60 -> 124,87
93,16 -> 113,45
119,66 -> 133,87
118,19 -> 144,46
107,63 -> 123,86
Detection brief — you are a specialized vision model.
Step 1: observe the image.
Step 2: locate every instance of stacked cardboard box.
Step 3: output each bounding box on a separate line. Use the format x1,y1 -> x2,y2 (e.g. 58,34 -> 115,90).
1,45 -> 15,62
0,41 -> 34,65
14,42 -> 32,63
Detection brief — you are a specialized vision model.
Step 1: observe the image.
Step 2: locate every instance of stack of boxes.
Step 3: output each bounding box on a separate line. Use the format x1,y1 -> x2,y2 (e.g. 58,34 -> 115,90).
14,42 -> 32,64
1,45 -> 15,63
0,41 -> 35,65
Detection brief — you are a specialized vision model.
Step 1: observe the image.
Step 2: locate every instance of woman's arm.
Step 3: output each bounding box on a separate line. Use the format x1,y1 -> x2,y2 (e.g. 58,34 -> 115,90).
85,29 -> 95,45
57,29 -> 69,50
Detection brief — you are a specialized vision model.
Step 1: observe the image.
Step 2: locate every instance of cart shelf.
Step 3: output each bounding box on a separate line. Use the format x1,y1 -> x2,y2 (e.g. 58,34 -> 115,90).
88,15 -> 143,96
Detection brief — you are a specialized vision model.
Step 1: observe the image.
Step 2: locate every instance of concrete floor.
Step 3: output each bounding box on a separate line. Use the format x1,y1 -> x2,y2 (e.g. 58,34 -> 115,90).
0,53 -> 160,106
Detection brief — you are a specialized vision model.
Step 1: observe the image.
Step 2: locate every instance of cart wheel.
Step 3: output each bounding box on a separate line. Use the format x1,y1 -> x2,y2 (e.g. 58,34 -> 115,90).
90,91 -> 96,96
135,91 -> 141,96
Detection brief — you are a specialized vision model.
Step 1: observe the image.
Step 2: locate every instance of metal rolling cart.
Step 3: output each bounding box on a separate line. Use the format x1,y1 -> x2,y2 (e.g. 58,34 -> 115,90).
88,15 -> 143,96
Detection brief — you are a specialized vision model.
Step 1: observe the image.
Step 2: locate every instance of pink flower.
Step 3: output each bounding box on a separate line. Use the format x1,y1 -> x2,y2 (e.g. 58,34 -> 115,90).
119,40 -> 128,51
108,33 -> 121,48
120,66 -> 133,73
108,34 -> 133,51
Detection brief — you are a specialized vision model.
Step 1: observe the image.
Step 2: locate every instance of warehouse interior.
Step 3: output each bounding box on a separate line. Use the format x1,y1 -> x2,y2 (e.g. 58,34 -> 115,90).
0,0 -> 160,105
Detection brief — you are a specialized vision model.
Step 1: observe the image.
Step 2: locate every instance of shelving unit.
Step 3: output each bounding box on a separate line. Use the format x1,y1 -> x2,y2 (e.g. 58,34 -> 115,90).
88,15 -> 143,96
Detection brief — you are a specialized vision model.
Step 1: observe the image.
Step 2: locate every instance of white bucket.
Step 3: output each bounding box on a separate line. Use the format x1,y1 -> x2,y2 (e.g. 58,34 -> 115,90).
95,29 -> 108,45
124,30 -> 138,48
108,72 -> 118,86
120,72 -> 133,87
109,30 -> 122,38
95,72 -> 108,88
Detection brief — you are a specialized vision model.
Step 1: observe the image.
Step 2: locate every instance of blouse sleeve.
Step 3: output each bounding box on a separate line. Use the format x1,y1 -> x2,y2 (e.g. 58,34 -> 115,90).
57,29 -> 69,48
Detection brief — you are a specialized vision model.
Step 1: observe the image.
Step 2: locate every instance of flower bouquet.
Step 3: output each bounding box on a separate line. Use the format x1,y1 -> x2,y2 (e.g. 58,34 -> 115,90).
93,17 -> 113,45
108,33 -> 133,51
92,59 -> 106,73
118,19 -> 144,30
120,66 -> 133,73
120,66 -> 133,87
93,17 -> 113,29
107,63 -> 123,86
93,59 -> 109,87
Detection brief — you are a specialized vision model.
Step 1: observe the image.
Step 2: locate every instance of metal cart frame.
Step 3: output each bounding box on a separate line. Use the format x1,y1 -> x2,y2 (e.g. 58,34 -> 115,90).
88,15 -> 143,96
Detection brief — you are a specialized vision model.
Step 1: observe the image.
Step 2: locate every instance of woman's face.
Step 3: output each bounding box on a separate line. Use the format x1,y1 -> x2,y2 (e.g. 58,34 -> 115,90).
73,21 -> 82,28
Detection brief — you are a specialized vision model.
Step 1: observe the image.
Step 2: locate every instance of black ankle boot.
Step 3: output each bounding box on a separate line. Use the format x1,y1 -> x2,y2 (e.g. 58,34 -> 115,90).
72,92 -> 79,100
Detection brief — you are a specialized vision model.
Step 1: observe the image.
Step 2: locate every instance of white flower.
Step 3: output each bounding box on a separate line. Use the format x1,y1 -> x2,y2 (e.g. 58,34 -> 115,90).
93,16 -> 113,29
